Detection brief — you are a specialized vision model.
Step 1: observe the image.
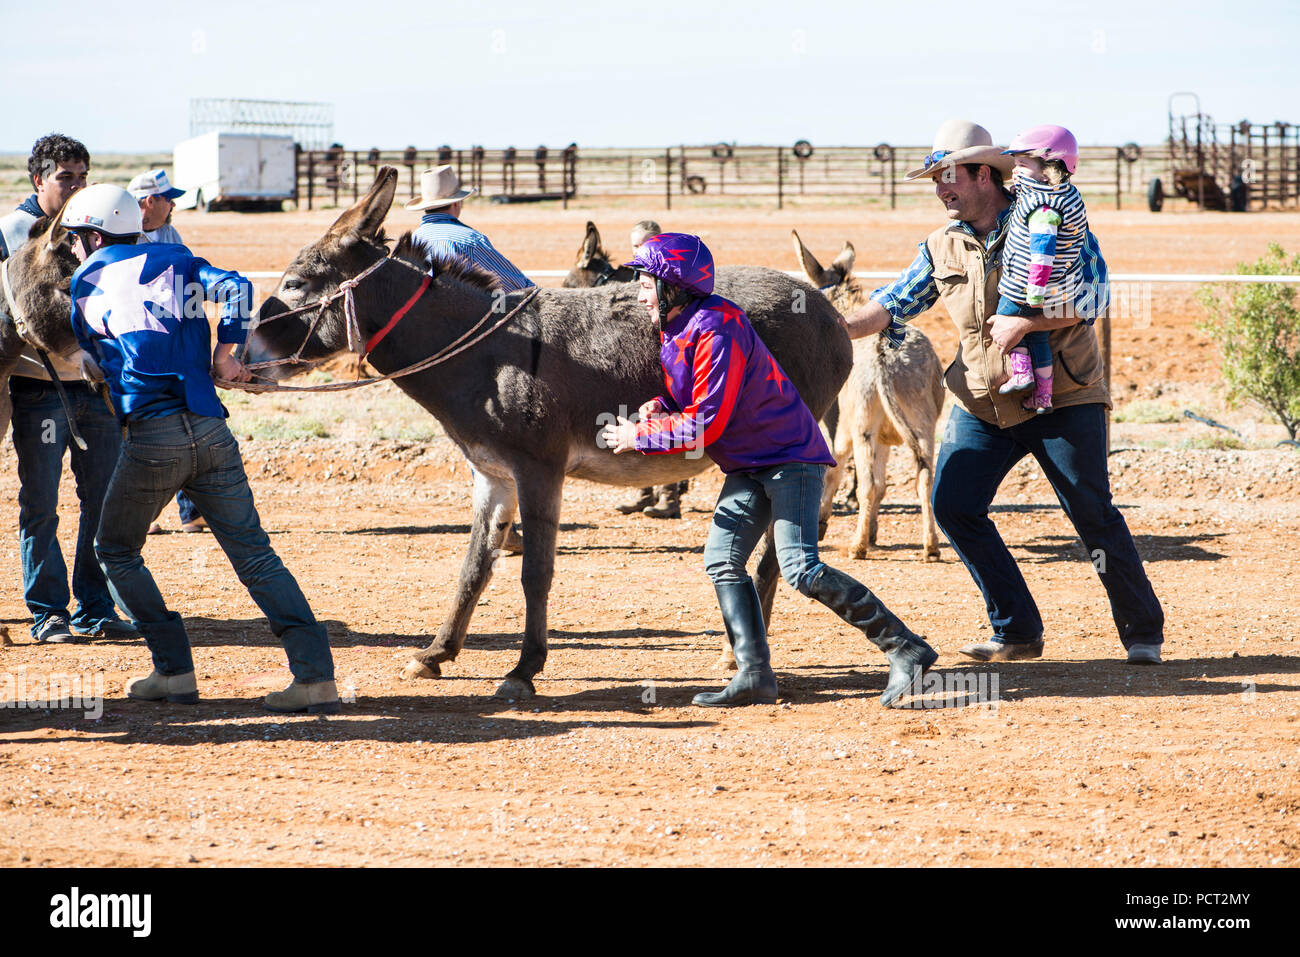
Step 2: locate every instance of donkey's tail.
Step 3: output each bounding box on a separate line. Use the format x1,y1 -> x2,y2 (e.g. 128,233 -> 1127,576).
874,335 -> 927,463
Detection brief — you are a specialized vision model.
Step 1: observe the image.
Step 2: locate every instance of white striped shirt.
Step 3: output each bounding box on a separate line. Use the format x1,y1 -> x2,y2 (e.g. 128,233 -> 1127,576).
411,213 -> 534,292
997,170 -> 1088,310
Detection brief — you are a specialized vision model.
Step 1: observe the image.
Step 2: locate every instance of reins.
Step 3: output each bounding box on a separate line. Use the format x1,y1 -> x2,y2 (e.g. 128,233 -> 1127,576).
218,253 -> 538,394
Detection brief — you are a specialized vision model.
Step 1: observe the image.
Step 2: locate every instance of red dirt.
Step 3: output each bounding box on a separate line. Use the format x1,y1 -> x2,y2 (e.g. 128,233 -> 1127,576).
1,202 -> 1297,866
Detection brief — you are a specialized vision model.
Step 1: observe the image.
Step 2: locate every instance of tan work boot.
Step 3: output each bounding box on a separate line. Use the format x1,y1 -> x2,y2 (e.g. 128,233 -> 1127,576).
125,669 -> 199,704
264,679 -> 342,715
643,482 -> 684,519
615,487 -> 656,514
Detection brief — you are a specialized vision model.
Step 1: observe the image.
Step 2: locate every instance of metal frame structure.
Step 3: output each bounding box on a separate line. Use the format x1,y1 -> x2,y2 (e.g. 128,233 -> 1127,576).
1150,93 -> 1299,212
189,98 -> 335,151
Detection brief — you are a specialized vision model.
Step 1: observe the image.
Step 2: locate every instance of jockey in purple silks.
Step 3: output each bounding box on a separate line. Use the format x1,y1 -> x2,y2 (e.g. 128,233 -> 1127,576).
602,233 -> 938,708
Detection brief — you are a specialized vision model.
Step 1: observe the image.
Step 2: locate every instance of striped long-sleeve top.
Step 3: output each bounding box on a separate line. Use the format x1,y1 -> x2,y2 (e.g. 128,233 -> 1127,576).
410,212 -> 534,292
869,206 -> 1109,329
996,168 -> 1088,309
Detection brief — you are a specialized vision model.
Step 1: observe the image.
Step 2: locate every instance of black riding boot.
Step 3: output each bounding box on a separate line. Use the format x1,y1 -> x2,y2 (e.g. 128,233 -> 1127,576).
692,581 -> 779,707
803,565 -> 937,707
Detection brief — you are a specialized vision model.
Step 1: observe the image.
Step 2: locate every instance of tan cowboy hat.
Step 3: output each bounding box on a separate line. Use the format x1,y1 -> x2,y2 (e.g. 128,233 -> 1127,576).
903,119 -> 1016,181
404,165 -> 477,211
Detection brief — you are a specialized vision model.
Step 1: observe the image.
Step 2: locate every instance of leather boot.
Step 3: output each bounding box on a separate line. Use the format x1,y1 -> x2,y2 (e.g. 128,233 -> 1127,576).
264,679 -> 342,714
125,669 -> 199,705
616,487 -> 656,514
803,565 -> 938,707
692,581 -> 778,707
643,481 -> 684,519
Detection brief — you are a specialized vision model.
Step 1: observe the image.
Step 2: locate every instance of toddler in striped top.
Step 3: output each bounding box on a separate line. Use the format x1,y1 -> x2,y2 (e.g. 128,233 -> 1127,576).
996,124 -> 1086,413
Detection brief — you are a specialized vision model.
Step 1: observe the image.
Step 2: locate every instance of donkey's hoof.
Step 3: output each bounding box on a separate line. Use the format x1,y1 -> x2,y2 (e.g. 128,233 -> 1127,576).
923,550 -> 941,563
817,521 -> 830,541
714,652 -> 738,672
495,676 -> 535,700
400,659 -> 441,681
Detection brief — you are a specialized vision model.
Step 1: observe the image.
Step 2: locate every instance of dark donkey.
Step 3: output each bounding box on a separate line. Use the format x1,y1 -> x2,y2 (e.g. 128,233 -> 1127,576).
244,168 -> 852,699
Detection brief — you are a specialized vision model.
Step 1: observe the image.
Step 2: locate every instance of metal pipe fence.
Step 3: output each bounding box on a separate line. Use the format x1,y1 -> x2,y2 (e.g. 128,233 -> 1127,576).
294,143 -> 1176,211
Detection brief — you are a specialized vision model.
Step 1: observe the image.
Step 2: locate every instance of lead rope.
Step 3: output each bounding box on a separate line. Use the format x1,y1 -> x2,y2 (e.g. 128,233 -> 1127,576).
216,286 -> 539,394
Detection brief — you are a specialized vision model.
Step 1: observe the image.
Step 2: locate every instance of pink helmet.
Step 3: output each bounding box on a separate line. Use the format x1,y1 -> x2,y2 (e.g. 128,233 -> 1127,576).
1003,124 -> 1078,175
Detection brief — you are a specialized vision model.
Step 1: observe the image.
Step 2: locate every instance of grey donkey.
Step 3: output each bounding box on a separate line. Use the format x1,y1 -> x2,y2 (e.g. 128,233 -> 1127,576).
792,230 -> 944,562
242,169 -> 853,699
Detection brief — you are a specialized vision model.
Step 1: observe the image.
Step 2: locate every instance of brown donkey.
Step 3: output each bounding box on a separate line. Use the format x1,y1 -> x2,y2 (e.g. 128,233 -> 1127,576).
792,231 -> 944,562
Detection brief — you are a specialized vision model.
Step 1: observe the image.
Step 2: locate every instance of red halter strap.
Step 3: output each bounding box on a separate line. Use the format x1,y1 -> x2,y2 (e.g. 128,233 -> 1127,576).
363,274 -> 432,357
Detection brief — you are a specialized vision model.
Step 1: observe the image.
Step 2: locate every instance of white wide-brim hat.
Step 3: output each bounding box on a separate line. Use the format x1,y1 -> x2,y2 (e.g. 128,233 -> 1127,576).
404,165 -> 477,211
903,119 -> 1016,181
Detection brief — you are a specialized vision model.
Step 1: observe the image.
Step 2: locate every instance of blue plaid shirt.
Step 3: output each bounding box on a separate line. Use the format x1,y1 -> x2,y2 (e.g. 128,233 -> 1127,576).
870,206 -> 1109,346
411,212 -> 534,292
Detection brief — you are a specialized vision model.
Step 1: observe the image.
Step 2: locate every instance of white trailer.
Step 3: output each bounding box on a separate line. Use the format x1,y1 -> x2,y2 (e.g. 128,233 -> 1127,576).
172,132 -> 296,212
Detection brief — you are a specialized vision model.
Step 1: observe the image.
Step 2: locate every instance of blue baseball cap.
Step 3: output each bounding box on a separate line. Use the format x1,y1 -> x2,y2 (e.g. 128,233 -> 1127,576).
127,168 -> 185,200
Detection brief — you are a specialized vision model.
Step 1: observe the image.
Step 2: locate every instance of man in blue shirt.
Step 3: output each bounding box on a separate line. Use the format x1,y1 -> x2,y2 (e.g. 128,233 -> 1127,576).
407,166 -> 533,291
62,184 -> 340,712
407,165 -> 533,552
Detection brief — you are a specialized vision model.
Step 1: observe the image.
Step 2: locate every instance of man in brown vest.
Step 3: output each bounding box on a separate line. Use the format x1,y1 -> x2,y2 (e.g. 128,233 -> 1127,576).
842,120 -> 1164,665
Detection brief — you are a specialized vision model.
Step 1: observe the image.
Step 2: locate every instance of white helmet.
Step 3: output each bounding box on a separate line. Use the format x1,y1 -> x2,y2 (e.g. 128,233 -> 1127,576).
59,184 -> 143,238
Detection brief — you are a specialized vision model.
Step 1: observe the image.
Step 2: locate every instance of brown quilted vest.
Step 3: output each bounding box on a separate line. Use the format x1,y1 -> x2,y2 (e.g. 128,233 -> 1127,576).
925,220 -> 1110,429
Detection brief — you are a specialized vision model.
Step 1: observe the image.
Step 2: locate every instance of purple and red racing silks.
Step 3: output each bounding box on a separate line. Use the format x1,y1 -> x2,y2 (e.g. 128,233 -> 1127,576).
632,294 -> 835,474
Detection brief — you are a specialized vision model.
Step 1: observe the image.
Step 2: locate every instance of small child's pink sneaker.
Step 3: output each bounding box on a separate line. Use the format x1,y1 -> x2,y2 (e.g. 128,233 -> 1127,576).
999,349 -> 1034,393
1023,371 -> 1054,414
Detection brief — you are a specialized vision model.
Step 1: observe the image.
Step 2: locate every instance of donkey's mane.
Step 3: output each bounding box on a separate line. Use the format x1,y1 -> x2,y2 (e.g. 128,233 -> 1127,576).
391,231 -> 500,294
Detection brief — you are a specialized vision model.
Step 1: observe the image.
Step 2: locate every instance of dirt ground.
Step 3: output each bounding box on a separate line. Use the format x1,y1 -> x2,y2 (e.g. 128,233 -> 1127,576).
1,198 -> 1298,867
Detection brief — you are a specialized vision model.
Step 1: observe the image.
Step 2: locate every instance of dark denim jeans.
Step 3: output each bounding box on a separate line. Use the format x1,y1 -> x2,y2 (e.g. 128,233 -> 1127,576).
9,376 -> 123,636
932,403 -> 1164,648
95,412 -> 334,682
702,463 -> 827,592
175,489 -> 201,525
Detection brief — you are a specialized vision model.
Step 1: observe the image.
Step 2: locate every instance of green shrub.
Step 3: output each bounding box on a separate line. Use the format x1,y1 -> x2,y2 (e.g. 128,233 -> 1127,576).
1197,243 -> 1300,440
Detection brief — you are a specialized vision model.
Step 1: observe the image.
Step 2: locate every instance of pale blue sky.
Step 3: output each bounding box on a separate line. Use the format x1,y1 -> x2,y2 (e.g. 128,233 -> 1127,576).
2,0 -> 1295,153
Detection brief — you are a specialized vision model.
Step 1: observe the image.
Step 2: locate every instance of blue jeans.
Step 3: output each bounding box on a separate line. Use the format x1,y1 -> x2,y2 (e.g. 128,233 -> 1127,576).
175,489 -> 201,525
932,403 -> 1164,648
703,463 -> 827,592
996,295 -> 1052,368
94,412 -> 334,682
9,376 -> 124,636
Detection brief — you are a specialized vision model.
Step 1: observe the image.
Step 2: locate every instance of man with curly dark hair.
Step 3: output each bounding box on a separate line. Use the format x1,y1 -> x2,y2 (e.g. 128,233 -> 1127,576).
0,133 -> 137,645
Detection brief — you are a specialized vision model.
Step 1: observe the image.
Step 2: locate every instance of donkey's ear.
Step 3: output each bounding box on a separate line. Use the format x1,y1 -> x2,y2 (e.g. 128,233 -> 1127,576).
39,215 -> 69,250
577,221 -> 601,267
329,166 -> 398,246
57,275 -> 72,293
791,230 -> 829,287
831,241 -> 856,278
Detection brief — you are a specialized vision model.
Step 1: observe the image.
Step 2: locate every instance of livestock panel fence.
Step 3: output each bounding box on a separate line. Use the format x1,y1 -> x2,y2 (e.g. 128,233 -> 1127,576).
293,142 -> 1184,212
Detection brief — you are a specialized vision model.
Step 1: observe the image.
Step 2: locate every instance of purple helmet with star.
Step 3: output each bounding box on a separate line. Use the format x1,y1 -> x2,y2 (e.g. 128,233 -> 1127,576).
623,232 -> 715,297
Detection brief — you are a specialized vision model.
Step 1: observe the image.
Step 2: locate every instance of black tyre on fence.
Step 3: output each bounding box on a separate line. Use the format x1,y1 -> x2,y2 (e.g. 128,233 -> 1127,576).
1147,177 -> 1164,212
